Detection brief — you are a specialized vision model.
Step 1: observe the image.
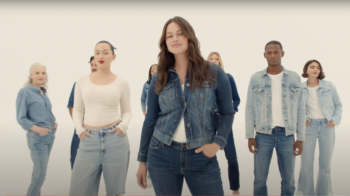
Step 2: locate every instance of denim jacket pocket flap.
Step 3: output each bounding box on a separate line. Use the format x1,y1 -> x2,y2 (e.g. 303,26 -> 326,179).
163,82 -> 174,90
194,80 -> 211,88
289,86 -> 300,93
150,136 -> 162,149
252,86 -> 264,93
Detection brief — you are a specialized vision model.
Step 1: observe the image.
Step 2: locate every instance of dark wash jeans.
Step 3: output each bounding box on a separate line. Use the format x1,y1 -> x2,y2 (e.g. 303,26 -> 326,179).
70,129 -> 80,169
147,136 -> 224,196
213,112 -> 240,191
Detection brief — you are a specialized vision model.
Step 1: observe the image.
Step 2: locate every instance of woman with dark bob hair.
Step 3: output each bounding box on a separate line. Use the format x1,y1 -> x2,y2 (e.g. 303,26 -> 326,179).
136,16 -> 234,195
296,60 -> 342,196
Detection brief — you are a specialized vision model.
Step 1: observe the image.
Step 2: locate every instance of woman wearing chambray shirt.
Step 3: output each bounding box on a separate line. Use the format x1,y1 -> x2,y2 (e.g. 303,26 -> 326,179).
136,16 -> 234,196
141,64 -> 158,116
296,60 -> 342,196
16,63 -> 57,196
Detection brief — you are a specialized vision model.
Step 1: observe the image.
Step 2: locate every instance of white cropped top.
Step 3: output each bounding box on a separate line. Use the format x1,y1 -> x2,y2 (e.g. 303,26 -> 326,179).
73,74 -> 132,136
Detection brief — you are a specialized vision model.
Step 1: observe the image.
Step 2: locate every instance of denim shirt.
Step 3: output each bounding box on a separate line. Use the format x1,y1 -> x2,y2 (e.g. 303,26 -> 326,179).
141,82 -> 150,111
16,84 -> 56,131
67,82 -> 76,108
138,63 -> 234,162
245,66 -> 306,141
302,79 -> 342,125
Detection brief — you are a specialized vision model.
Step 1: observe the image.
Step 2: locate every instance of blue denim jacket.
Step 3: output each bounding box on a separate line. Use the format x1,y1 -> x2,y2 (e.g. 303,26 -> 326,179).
141,82 -> 150,111
245,66 -> 306,141
138,63 -> 234,162
16,84 -> 56,130
302,79 -> 342,125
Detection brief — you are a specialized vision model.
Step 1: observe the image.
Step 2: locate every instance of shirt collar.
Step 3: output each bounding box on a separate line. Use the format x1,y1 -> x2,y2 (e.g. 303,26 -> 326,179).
262,65 -> 288,76
28,83 -> 47,94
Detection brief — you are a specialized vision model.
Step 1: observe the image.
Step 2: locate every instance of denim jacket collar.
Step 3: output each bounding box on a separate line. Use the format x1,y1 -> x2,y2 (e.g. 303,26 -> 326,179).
28,83 -> 47,94
302,79 -> 329,90
261,65 -> 289,77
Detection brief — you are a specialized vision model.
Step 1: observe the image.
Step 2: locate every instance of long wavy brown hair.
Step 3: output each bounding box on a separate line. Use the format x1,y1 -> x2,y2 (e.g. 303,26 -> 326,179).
154,16 -> 216,94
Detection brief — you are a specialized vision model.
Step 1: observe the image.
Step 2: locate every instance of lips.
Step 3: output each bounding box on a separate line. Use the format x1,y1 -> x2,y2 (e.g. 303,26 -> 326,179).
99,60 -> 104,64
172,43 -> 181,48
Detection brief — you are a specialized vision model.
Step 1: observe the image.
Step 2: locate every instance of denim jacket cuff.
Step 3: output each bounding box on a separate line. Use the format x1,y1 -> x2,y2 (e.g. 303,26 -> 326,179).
296,134 -> 305,142
137,153 -> 147,162
22,121 -> 35,131
212,135 -> 227,149
245,132 -> 255,139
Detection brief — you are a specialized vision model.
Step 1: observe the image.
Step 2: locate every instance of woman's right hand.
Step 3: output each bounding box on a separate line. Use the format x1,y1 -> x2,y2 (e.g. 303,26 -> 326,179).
305,121 -> 313,127
79,130 -> 92,140
136,162 -> 148,189
36,127 -> 51,136
143,110 -> 146,116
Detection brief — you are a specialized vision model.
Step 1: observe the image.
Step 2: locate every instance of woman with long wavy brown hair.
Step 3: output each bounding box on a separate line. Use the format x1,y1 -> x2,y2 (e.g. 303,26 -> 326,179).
136,16 -> 234,195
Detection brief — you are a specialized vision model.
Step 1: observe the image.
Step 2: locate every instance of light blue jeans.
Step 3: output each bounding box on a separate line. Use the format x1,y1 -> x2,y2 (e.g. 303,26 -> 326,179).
69,122 -> 130,195
296,118 -> 335,196
26,124 -> 56,196
254,127 -> 296,196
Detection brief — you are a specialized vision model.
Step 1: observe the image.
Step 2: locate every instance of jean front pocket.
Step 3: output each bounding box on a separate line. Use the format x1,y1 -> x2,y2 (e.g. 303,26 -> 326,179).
200,151 -> 215,159
149,136 -> 162,150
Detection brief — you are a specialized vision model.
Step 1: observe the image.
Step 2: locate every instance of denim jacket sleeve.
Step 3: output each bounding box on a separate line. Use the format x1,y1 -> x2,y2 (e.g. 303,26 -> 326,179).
214,67 -> 234,149
16,89 -> 35,131
67,82 -> 76,108
137,74 -> 160,162
245,77 -> 255,139
296,77 -> 306,141
330,83 -> 342,125
227,73 -> 240,112
141,83 -> 148,111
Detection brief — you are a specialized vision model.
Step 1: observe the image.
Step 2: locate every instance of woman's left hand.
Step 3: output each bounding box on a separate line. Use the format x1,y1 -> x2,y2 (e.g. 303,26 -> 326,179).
325,121 -> 335,127
54,122 -> 58,129
195,143 -> 220,158
111,127 -> 125,136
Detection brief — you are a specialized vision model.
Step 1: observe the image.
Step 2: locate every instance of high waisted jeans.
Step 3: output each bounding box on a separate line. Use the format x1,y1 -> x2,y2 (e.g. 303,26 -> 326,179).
296,118 -> 335,196
26,124 -> 56,196
147,136 -> 224,196
69,122 -> 130,195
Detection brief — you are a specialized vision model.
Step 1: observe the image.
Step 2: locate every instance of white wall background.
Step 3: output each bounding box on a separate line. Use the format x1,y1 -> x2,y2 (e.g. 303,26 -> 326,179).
0,1 -> 349,195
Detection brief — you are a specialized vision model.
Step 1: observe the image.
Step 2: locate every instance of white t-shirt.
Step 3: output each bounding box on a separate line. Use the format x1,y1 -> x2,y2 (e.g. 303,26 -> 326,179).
307,86 -> 325,119
268,71 -> 285,128
73,74 -> 132,136
172,84 -> 186,142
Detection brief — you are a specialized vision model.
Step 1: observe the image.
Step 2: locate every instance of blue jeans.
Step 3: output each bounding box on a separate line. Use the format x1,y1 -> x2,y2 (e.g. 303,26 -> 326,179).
254,127 -> 295,196
147,136 -> 224,196
296,119 -> 335,196
69,122 -> 130,195
70,129 -> 80,169
213,112 -> 240,191
26,125 -> 56,196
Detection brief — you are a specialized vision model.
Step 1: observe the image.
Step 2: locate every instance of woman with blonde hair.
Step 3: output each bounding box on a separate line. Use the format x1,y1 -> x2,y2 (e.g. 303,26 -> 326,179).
208,51 -> 241,195
16,63 -> 58,195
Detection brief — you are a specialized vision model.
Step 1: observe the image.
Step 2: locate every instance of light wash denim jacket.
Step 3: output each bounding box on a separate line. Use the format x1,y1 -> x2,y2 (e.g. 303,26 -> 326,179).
141,82 -> 150,111
138,63 -> 234,162
16,84 -> 56,131
302,79 -> 342,125
245,66 -> 306,141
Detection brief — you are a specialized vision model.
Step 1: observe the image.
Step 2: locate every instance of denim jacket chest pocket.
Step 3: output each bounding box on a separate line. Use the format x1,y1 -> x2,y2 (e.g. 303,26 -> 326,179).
159,82 -> 179,113
320,88 -> 333,106
288,86 -> 300,102
252,85 -> 265,103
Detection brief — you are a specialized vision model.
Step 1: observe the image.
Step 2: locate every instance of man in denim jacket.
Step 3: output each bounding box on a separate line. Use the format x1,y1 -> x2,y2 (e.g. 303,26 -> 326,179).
245,41 -> 305,196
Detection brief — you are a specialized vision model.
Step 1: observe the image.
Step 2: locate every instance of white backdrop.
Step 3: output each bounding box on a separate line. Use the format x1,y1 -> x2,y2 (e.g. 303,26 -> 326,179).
1,1 -> 349,195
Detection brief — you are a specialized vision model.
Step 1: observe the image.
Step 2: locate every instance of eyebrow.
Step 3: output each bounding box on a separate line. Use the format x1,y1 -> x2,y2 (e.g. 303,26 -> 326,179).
166,30 -> 182,34
95,49 -> 109,52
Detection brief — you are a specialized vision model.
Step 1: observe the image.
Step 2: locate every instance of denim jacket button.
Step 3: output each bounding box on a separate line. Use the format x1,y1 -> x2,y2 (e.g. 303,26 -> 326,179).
184,103 -> 187,107
186,83 -> 190,87
187,123 -> 190,127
